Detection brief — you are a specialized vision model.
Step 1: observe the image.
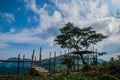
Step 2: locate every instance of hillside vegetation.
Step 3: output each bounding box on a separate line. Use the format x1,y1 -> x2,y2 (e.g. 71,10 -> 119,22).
0,59 -> 120,80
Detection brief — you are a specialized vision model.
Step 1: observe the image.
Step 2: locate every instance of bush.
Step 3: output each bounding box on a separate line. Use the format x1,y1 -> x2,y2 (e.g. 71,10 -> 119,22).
49,74 -> 98,80
102,74 -> 118,80
81,64 -> 92,71
108,61 -> 120,74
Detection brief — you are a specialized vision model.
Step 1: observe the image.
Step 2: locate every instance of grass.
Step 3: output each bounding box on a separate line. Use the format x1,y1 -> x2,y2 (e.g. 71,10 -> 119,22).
0,74 -> 98,80
0,60 -> 120,80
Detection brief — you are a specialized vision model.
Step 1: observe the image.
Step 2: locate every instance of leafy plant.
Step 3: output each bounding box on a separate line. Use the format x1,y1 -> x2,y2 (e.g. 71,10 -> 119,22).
102,74 -> 118,80
81,64 -> 92,71
60,55 -> 74,71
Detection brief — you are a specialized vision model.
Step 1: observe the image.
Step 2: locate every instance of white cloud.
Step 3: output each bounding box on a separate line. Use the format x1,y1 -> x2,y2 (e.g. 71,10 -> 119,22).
112,0 -> 120,5
52,0 -> 108,26
0,12 -> 15,23
10,28 -> 15,33
99,53 -> 120,61
0,43 -> 9,48
0,28 -> 56,48
0,0 -> 120,56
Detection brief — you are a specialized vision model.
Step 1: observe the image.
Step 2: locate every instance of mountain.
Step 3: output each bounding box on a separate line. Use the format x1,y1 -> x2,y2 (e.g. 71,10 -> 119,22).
98,58 -> 105,64
0,57 -> 30,74
0,57 -> 31,67
0,56 -> 105,74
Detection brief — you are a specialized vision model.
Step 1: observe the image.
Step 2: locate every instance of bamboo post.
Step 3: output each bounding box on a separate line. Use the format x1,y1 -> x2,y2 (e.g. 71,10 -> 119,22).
96,49 -> 97,66
39,47 -> 42,66
17,53 -> 20,75
49,52 -> 51,72
70,49 -> 71,53
35,56 -> 36,66
31,49 -> 35,67
71,53 -> 73,71
54,52 -> 56,72
88,53 -> 89,65
93,51 -> 96,66
60,51 -> 62,57
65,50 -> 66,55
73,54 -> 75,71
68,49 -> 69,54
22,54 -> 25,74
77,54 -> 79,71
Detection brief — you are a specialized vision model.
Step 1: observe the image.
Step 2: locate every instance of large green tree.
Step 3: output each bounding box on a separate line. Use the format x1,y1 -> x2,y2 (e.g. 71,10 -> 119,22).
54,22 -> 107,65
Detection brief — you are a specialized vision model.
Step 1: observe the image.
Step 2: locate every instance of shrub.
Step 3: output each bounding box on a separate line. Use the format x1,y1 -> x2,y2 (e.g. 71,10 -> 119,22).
107,61 -> 120,74
102,74 -> 118,80
81,64 -> 92,71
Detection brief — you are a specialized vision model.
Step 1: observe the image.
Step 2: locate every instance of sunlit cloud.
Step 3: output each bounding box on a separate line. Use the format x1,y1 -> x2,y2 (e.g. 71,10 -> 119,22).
0,12 -> 15,24
0,0 -> 120,60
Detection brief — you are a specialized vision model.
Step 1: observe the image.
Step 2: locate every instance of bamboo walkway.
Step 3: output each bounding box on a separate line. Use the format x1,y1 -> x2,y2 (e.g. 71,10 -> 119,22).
0,48 -> 97,75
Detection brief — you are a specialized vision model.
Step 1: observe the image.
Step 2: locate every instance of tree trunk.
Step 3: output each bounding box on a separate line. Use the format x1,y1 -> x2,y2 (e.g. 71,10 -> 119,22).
79,54 -> 87,65
76,49 -> 87,65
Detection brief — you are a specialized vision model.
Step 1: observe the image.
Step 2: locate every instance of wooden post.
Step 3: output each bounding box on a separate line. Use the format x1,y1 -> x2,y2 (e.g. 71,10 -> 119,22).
68,49 -> 69,53
54,52 -> 56,72
70,49 -> 71,53
39,47 -> 42,66
65,50 -> 66,55
77,54 -> 79,71
49,52 -> 51,72
71,53 -> 73,71
73,54 -> 75,71
31,49 -> 35,67
93,51 -> 96,66
88,53 -> 89,65
22,54 -> 25,74
35,56 -> 36,66
17,53 -> 20,75
96,49 -> 97,66
60,51 -> 62,57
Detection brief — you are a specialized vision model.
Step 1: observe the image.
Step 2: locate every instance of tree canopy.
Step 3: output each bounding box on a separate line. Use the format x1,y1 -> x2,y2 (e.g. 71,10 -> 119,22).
54,22 -> 108,65
54,22 -> 108,51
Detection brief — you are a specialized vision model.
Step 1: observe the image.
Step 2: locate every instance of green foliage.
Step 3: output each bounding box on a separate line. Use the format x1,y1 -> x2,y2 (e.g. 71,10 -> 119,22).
98,52 -> 107,56
60,55 -> 74,70
0,74 -> 98,80
81,64 -> 92,71
54,22 -> 107,50
54,22 -> 107,65
107,60 -> 120,74
110,57 -> 115,61
102,74 -> 118,80
99,60 -> 120,75
46,74 -> 98,80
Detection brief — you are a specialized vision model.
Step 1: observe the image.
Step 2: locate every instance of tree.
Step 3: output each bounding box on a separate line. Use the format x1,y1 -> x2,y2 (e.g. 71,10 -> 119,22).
117,55 -> 120,60
54,22 -> 107,65
112,8 -> 120,21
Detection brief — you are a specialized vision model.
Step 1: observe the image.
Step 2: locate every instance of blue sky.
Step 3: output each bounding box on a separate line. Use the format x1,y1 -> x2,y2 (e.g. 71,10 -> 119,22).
0,0 -> 120,60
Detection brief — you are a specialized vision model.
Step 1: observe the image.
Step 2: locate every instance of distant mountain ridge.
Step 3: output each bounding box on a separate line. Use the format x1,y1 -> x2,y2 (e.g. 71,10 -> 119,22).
0,57 -> 31,74
0,57 -> 105,74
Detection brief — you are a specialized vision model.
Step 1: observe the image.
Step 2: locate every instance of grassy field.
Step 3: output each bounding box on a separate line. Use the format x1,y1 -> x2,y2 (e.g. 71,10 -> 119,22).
0,59 -> 120,80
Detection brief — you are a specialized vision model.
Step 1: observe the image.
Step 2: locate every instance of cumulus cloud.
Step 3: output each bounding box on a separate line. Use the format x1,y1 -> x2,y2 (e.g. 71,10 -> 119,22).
0,0 -> 120,57
112,0 -> 120,5
99,53 -> 120,61
0,12 -> 15,23
0,43 -> 9,48
52,0 -> 108,26
0,29 -> 52,44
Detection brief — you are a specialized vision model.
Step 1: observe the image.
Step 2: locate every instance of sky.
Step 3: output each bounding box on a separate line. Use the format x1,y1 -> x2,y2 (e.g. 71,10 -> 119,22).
0,0 -> 120,60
